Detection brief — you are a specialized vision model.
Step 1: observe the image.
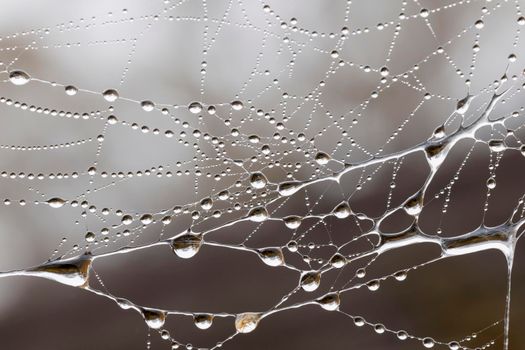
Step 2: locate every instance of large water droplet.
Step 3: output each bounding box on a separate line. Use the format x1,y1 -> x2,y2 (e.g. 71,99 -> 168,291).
188,102 -> 203,114
27,255 -> 92,288
423,337 -> 435,348
142,308 -> 166,329
330,253 -> 346,268
194,314 -> 214,330
102,89 -> 119,102
248,207 -> 268,222
250,172 -> 268,189
47,197 -> 66,208
171,234 -> 202,259
141,100 -> 155,112
9,70 -> 31,85
316,293 -> 340,311
65,85 -> 78,96
488,140 -> 505,152
258,248 -> 284,266
333,201 -> 352,218
300,271 -> 321,291
283,215 -> 302,229
314,152 -> 330,165
231,100 -> 244,110
235,313 -> 261,333
278,181 -> 301,196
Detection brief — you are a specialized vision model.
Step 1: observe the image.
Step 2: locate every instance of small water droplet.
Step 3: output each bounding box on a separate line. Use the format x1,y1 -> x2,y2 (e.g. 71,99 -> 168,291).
333,202 -> 351,218
486,177 -> 496,189
367,279 -> 380,291
283,215 -> 302,229
85,232 -> 95,242
423,337 -> 435,348
314,152 -> 330,165
141,100 -> 155,112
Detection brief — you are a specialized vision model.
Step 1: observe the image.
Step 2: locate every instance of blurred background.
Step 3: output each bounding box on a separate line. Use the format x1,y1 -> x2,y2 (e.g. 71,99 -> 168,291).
0,0 -> 524,349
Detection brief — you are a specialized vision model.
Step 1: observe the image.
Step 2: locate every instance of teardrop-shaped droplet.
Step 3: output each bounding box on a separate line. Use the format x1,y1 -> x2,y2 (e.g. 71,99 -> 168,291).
250,172 -> 268,189
9,70 -> 31,85
403,193 -> 423,216
456,94 -> 473,114
432,125 -> 445,139
333,201 -> 351,219
102,89 -> 119,102
300,271 -> 321,292
171,234 -> 202,259
486,177 -> 496,189
47,197 -> 66,208
258,248 -> 284,267
248,207 -> 268,222
140,214 -> 153,225
27,255 -> 92,288
316,293 -> 340,311
142,308 -> 166,329
278,181 -> 301,196
188,102 -> 203,114
394,270 -> 407,281
283,215 -> 302,229
235,313 -> 261,333
194,314 -> 214,330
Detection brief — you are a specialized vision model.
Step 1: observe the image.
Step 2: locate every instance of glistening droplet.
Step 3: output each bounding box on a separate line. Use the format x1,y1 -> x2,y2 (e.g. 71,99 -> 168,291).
171,234 -> 202,259
235,313 -> 261,333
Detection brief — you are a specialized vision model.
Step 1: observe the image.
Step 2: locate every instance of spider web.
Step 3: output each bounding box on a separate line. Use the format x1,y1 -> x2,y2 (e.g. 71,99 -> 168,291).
0,0 -> 524,349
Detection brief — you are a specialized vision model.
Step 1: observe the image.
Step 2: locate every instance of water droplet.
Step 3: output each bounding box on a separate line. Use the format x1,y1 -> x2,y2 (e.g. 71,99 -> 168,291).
142,308 -> 166,329
354,317 -> 365,327
316,293 -> 340,311
47,197 -> 65,208
121,214 -> 133,225
330,253 -> 346,268
102,89 -> 119,102
258,248 -> 284,266
194,314 -> 214,330
248,207 -> 268,222
140,214 -> 153,225
333,202 -> 351,218
367,279 -> 380,291
28,255 -> 91,288
250,172 -> 268,189
188,102 -> 203,114
423,337 -> 435,348
231,100 -> 244,110
278,181 -> 301,196
394,270 -> 407,281
287,240 -> 298,252
85,232 -> 95,242
519,16 -> 525,25
235,313 -> 261,333
9,70 -> 30,85
432,125 -> 445,139
171,234 -> 202,259
404,193 -> 423,216
300,271 -> 321,291
486,177 -> 496,189
420,9 -> 429,18
380,66 -> 390,77
356,268 -> 366,278
456,94 -> 473,114
475,19 -> 484,29
200,198 -> 213,210
374,324 -> 385,334
116,297 -> 134,310
141,100 -> 155,112
397,330 -> 408,340
448,341 -> 460,350
488,140 -> 505,152
65,85 -> 78,96
283,215 -> 302,229
314,152 -> 330,165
